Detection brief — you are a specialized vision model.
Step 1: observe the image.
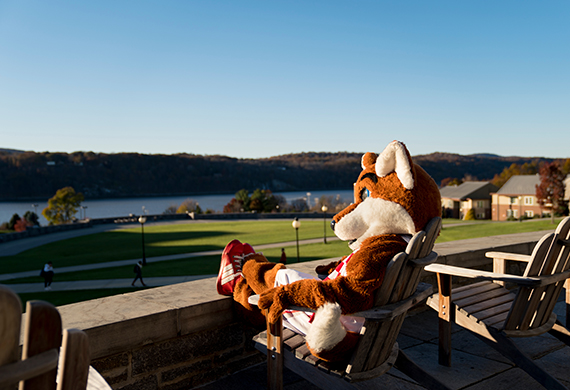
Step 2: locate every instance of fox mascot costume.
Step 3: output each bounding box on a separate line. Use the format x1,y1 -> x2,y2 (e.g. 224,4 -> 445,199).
217,140 -> 441,361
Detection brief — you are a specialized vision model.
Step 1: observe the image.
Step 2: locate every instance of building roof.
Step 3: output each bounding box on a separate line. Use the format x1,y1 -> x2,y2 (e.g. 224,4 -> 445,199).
496,175 -> 540,196
439,181 -> 498,200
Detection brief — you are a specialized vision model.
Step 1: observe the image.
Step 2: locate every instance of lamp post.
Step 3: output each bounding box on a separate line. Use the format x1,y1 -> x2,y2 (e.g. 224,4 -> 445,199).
31,204 -> 38,215
518,196 -> 523,222
321,204 -> 328,244
139,215 -> 147,265
292,218 -> 301,263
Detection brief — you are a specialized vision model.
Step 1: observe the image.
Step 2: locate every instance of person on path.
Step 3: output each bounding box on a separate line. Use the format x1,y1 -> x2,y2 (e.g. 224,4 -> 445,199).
42,261 -> 54,291
132,261 -> 146,287
279,248 -> 287,264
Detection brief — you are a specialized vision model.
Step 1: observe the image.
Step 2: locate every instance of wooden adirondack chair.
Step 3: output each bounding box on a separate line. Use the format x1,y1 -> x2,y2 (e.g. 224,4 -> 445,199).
425,216 -> 570,390
251,217 -> 451,390
0,285 -> 91,390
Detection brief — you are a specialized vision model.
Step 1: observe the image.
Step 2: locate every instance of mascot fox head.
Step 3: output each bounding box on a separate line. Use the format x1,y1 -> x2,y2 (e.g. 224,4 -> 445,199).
332,141 -> 441,250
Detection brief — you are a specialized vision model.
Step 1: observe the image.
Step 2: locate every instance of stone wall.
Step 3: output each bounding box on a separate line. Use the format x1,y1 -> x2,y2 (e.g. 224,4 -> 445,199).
53,230 -> 547,389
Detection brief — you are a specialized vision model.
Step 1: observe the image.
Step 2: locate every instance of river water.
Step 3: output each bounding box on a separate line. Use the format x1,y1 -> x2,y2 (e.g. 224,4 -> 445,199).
0,189 -> 355,226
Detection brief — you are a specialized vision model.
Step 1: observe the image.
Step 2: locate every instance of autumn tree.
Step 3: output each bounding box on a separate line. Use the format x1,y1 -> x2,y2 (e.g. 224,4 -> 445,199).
223,198 -> 244,213
440,178 -> 463,187
464,209 -> 476,220
492,162 -> 538,188
536,162 -> 567,223
176,198 -> 202,214
42,186 -> 84,225
14,218 -> 30,232
562,158 -> 570,176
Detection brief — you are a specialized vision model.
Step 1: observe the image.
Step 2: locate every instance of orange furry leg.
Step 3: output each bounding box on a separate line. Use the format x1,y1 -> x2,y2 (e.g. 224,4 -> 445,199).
232,253 -> 286,327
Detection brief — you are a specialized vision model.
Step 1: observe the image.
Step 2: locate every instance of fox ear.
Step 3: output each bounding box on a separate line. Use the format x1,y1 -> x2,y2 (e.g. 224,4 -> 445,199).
375,141 -> 414,190
361,152 -> 377,170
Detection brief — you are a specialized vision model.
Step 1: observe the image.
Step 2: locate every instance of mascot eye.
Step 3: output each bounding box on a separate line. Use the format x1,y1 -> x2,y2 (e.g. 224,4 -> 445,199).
361,188 -> 371,201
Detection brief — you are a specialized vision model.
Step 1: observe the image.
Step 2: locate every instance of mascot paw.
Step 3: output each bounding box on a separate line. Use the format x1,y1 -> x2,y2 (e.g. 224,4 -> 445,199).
258,287 -> 288,324
306,302 -> 359,362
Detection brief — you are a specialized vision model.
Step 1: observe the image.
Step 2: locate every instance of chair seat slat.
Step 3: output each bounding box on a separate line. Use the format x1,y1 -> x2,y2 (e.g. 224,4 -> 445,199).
453,280 -> 495,297
284,334 -> 306,351
460,292 -> 515,315
472,301 -> 513,322
454,285 -> 511,308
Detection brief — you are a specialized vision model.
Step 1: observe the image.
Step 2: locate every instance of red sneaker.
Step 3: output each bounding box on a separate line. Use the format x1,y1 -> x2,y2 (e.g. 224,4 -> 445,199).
216,240 -> 255,296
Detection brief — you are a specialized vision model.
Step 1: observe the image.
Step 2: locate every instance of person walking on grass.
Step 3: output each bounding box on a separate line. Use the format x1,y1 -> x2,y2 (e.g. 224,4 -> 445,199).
279,248 -> 287,264
132,261 -> 146,287
41,261 -> 54,291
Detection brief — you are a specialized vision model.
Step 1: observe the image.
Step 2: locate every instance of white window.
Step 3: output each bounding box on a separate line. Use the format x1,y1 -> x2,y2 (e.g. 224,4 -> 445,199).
506,209 -> 514,217
477,201 -> 484,208
525,210 -> 534,218
524,196 -> 533,205
476,213 -> 485,219
510,197 -> 517,204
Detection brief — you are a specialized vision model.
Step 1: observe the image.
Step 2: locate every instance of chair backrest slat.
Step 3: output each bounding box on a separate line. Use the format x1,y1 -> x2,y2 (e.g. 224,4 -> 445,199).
347,217 -> 441,375
505,217 -> 570,332
374,252 -> 407,307
21,301 -> 62,390
0,286 -> 22,368
533,218 -> 570,327
58,329 -> 91,390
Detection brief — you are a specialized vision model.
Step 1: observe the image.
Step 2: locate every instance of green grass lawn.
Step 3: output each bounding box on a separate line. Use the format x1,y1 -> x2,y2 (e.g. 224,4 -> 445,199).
4,240 -> 352,284
0,220 -> 335,275
437,219 -> 562,242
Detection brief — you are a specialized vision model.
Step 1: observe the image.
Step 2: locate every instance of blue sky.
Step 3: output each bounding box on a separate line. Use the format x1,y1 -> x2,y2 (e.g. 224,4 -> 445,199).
1,1 -> 569,159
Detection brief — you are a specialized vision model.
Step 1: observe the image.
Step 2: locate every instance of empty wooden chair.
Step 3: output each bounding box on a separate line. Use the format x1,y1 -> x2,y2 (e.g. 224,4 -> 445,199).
251,217 -> 451,389
425,216 -> 570,390
0,285 -> 91,390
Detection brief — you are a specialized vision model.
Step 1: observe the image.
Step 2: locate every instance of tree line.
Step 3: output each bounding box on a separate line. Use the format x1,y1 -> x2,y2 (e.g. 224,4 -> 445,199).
2,149 -> 568,201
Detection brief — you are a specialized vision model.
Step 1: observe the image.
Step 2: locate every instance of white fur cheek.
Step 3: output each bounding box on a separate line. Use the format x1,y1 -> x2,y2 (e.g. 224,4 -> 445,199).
306,302 -> 346,353
333,204 -> 368,241
337,198 -> 416,250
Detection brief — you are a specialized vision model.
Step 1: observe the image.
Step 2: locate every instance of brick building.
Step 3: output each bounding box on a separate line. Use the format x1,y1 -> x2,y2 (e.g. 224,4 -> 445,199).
491,175 -> 543,221
440,181 -> 498,219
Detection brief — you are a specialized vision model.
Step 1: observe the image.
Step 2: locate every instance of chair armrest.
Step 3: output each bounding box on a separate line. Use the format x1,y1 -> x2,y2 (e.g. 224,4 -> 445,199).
248,283 -> 433,321
485,251 -> 532,262
248,295 -> 317,313
351,283 -> 433,320
424,263 -> 544,287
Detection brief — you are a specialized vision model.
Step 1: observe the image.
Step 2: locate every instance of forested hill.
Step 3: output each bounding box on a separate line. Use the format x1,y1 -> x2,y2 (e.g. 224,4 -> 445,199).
0,149 -> 557,200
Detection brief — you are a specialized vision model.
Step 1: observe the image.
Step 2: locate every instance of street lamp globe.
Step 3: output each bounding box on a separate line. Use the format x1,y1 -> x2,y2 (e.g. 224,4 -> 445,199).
321,205 -> 328,244
292,218 -> 301,262
139,216 -> 147,265
292,218 -> 301,229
